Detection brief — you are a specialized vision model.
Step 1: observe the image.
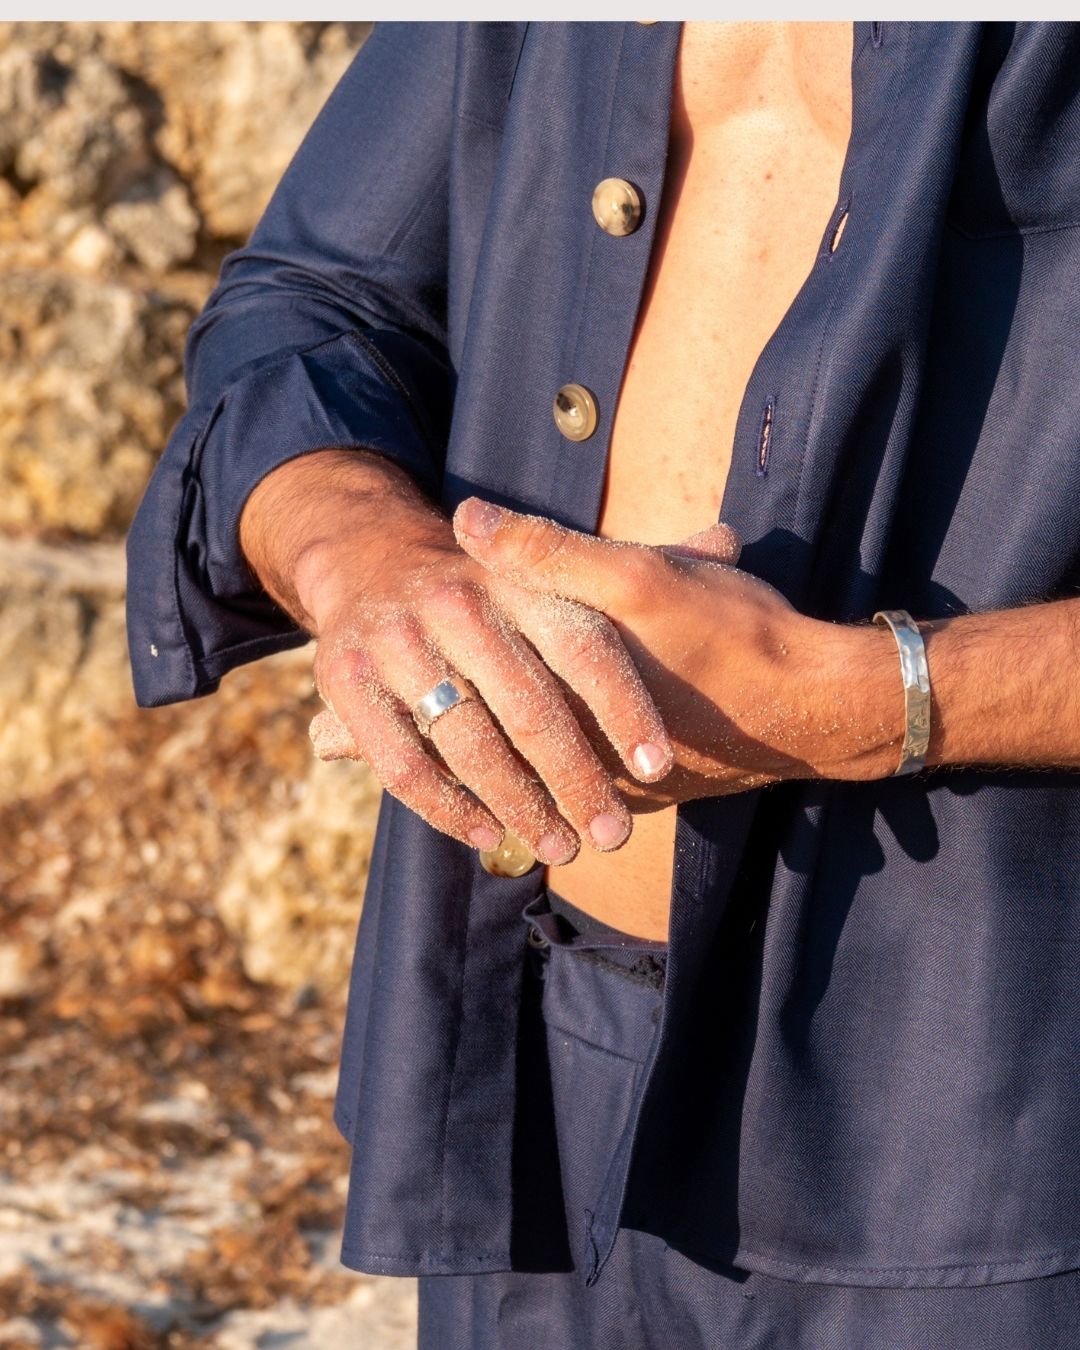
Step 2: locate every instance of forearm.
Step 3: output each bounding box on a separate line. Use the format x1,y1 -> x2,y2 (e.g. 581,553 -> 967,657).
238,448 -> 452,633
820,597 -> 1080,778
921,599 -> 1080,769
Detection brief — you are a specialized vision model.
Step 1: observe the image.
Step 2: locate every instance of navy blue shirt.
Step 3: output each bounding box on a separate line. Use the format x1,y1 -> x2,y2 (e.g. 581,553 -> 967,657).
127,22 -> 1080,1289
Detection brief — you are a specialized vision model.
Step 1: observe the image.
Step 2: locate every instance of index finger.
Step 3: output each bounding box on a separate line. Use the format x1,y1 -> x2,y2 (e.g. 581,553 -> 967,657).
452,498 -> 659,614
499,588 -> 674,782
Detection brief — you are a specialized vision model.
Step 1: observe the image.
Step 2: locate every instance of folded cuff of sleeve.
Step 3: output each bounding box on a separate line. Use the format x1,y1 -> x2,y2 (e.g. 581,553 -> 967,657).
126,328 -> 443,708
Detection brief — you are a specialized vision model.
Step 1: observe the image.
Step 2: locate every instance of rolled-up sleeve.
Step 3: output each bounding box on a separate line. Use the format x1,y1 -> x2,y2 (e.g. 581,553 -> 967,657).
126,22 -> 457,706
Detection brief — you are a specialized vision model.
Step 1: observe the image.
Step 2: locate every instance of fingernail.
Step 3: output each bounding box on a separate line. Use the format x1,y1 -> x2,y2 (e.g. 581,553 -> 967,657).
460,499 -> 503,539
632,741 -> 669,778
538,831 -> 577,865
589,812 -> 630,850
469,826 -> 502,850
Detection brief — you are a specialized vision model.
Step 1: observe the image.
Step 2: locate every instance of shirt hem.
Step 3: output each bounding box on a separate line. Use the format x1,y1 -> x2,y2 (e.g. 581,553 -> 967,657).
338,1241 -> 511,1278
724,1241 -> 1080,1290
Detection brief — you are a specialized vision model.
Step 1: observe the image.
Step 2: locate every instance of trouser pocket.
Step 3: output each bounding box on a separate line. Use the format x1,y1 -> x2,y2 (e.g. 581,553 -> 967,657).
522,894 -> 665,1268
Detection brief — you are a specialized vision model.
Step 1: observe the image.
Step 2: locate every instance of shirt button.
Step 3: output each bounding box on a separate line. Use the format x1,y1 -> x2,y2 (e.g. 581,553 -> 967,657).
479,830 -> 537,878
553,383 -> 598,441
591,177 -> 643,237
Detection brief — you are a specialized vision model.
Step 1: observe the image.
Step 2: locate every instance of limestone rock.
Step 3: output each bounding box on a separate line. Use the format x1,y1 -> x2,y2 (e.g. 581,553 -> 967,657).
216,756 -> 381,994
0,9 -> 385,1059
0,20 -> 369,540
0,41 -> 139,210
103,169 -> 200,274
0,537 -> 129,806
0,23 -> 368,237
131,21 -> 372,239
0,268 -> 193,537
0,23 -> 408,1336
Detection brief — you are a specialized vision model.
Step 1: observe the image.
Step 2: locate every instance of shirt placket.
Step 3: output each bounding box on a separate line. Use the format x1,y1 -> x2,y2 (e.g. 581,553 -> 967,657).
543,20 -> 684,533
579,21 -> 914,1284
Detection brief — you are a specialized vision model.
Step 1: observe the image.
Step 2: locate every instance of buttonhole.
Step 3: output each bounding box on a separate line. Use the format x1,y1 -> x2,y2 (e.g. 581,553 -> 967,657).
829,206 -> 849,255
755,397 -> 775,478
871,22 -> 884,48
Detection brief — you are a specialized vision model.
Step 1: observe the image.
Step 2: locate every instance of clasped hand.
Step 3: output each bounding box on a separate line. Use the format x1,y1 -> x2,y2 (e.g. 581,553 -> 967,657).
313,495 -> 838,864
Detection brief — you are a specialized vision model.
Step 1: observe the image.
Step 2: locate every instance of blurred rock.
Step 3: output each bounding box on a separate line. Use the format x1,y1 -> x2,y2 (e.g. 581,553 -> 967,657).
103,169 -> 199,274
0,43 -> 151,213
0,537 -> 129,804
0,22 -> 409,1344
217,757 -> 380,993
0,940 -> 43,1000
0,269 -> 192,537
128,21 -> 372,239
0,20 -> 369,540
0,535 -> 379,998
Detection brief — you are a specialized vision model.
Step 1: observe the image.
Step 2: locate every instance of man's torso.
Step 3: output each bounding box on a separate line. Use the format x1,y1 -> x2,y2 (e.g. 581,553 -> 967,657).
543,20 -> 853,938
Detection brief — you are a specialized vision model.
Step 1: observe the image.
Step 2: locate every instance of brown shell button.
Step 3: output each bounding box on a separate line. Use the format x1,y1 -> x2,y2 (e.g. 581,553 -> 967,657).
479,830 -> 538,878
553,382 -> 598,442
591,177 -> 643,237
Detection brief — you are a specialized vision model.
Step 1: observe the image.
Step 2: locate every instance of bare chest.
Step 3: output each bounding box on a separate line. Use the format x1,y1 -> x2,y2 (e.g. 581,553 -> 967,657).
549,22 -> 853,940
598,21 -> 853,548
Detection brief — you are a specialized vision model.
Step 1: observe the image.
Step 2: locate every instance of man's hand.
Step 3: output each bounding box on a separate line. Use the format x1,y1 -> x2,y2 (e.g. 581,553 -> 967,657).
239,451 -> 676,863
452,497 -> 905,807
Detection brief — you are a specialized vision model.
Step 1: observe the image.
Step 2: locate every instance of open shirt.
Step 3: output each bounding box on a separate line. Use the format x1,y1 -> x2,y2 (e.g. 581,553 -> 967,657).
127,22 -> 1080,1289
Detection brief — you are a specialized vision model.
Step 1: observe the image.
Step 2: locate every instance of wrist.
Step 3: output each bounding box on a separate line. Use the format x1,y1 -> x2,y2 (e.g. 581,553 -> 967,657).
292,516 -> 454,633
239,447 -> 450,632
795,617 -> 906,782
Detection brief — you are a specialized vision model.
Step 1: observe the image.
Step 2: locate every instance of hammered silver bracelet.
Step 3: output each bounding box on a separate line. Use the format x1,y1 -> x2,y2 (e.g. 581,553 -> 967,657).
872,609 -> 931,776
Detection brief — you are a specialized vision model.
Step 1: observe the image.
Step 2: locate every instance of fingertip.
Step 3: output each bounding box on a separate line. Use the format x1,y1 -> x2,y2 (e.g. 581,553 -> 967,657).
450,497 -> 473,535
719,522 -> 743,565
454,497 -> 504,541
537,830 -> 579,866
588,811 -> 632,852
663,522 -> 742,566
631,740 -> 673,781
309,709 -> 358,761
468,824 -> 502,850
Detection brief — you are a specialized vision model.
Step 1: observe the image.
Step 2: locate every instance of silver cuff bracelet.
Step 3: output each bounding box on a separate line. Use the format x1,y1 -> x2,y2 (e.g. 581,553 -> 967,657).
872,609 -> 931,776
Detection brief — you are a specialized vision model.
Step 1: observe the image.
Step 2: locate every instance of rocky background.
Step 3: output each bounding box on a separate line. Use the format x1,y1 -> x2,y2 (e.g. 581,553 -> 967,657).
0,22 -> 418,1347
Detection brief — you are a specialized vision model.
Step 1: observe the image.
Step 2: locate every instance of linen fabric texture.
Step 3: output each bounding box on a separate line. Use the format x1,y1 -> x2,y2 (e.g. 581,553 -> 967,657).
126,22 -> 1080,1292
419,896 -> 1080,1348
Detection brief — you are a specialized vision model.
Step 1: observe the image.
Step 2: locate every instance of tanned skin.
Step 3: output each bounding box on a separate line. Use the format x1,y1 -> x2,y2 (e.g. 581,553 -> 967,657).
240,22 -> 1080,940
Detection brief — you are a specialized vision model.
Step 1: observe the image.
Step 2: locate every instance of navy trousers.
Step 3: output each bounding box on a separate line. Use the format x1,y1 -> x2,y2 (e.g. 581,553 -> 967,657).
417,892 -> 1080,1349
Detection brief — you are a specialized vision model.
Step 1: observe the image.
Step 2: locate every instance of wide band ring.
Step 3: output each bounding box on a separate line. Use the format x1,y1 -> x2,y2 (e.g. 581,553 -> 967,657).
412,675 -> 479,737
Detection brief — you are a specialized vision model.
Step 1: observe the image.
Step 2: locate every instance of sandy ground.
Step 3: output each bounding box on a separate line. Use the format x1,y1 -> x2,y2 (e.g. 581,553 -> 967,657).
0,1139 -> 417,1349
0,647 -> 418,1348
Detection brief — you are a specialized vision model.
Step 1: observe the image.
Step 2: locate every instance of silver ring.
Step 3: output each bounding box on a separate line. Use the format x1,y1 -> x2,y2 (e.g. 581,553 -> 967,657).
412,675 -> 479,737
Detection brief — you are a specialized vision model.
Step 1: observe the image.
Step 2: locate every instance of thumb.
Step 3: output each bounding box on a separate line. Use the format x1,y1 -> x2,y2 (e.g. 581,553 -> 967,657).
661,521 -> 742,565
309,708 -> 359,761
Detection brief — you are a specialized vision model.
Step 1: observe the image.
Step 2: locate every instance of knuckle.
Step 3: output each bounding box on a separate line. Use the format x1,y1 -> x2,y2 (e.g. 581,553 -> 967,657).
509,781 -> 564,829
385,616 -> 431,665
506,698 -> 567,745
369,602 -> 418,643
555,614 -> 616,679
613,548 -> 663,606
546,759 -> 610,810
380,754 -> 429,800
514,518 -> 568,573
420,579 -> 488,628
315,645 -> 376,712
